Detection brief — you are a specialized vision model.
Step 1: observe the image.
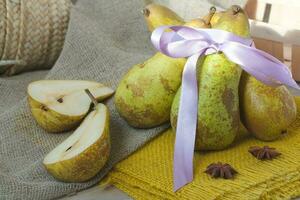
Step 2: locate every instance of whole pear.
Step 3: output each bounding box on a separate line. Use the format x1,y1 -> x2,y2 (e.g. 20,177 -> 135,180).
171,6 -> 250,150
115,15 -> 214,128
142,4 -> 184,32
115,53 -> 186,128
239,72 -> 297,141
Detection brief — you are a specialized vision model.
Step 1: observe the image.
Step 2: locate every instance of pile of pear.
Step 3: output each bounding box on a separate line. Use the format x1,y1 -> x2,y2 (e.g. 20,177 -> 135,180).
115,4 -> 297,150
27,80 -> 114,182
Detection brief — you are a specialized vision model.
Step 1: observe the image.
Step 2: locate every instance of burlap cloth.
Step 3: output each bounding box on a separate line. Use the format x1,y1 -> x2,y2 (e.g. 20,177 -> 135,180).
0,0 -> 246,199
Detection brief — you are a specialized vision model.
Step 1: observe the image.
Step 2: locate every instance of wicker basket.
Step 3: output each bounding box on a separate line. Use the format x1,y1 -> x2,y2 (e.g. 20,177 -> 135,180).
0,0 -> 71,76
245,0 -> 300,81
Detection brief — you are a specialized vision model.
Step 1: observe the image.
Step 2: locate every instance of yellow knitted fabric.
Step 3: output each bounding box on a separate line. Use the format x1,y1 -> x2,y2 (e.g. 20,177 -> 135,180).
105,98 -> 300,200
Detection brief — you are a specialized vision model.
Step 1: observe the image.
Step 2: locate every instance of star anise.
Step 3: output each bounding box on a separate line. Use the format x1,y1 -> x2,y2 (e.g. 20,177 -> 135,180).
205,162 -> 237,179
248,146 -> 281,160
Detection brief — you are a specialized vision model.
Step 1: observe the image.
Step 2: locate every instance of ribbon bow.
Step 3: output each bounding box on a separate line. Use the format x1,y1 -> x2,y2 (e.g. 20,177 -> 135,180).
151,25 -> 300,191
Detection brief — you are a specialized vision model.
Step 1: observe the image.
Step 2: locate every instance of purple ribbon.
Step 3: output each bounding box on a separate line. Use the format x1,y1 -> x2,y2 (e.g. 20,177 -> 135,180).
151,25 -> 300,192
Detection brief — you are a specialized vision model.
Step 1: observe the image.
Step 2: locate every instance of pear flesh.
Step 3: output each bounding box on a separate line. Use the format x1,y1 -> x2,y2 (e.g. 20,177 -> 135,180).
28,80 -> 114,133
43,103 -> 110,182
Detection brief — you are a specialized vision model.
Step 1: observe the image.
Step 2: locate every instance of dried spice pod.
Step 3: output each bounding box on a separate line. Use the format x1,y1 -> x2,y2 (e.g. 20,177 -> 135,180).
205,162 -> 237,179
248,146 -> 281,160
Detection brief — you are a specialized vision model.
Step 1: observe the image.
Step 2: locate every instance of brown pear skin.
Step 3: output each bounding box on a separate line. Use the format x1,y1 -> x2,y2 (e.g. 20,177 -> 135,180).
143,4 -> 184,32
115,15 -> 213,128
239,72 -> 297,141
171,6 -> 250,150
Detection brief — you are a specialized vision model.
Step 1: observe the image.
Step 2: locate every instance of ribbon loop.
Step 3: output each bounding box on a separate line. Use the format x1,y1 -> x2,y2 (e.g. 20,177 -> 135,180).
151,25 -> 300,192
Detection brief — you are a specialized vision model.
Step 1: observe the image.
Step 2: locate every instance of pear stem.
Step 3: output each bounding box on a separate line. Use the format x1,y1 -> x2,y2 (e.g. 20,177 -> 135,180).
210,6 -> 216,14
231,5 -> 241,15
203,6 -> 216,25
85,89 -> 98,108
142,8 -> 150,17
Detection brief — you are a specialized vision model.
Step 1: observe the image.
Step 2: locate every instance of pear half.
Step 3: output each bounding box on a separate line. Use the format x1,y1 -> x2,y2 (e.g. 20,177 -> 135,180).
28,80 -> 114,133
43,103 -> 110,182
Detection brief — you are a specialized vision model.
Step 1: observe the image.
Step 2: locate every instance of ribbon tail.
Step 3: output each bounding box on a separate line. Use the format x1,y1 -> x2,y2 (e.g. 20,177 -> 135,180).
221,42 -> 300,90
173,52 -> 202,191
151,25 -> 177,53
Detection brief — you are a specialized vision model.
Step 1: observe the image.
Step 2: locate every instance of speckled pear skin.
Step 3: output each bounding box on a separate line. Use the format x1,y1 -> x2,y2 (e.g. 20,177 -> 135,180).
115,53 -> 186,128
143,4 -> 184,32
239,72 -> 297,141
44,108 -> 110,182
171,6 -> 250,150
115,18 -> 211,128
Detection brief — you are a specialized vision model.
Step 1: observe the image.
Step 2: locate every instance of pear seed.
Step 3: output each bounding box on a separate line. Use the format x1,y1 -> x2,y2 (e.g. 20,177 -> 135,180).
66,146 -> 72,151
57,98 -> 63,103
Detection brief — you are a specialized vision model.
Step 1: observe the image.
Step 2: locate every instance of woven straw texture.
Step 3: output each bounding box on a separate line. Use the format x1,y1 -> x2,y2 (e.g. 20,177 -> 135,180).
107,98 -> 300,200
0,0 -> 70,75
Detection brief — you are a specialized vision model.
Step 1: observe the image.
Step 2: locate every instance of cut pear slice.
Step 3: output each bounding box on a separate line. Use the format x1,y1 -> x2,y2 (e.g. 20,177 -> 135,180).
43,103 -> 110,182
27,80 -> 114,133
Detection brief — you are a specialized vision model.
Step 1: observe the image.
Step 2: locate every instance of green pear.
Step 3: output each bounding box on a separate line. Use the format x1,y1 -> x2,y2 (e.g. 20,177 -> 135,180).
239,72 -> 297,141
43,90 -> 110,182
115,14 -> 214,128
142,4 -> 184,32
28,80 -> 114,133
115,53 -> 186,128
171,6 -> 250,150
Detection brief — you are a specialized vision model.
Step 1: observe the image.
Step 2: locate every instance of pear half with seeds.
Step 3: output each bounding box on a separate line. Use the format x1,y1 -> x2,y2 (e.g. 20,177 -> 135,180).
28,80 -> 114,133
43,91 -> 110,182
